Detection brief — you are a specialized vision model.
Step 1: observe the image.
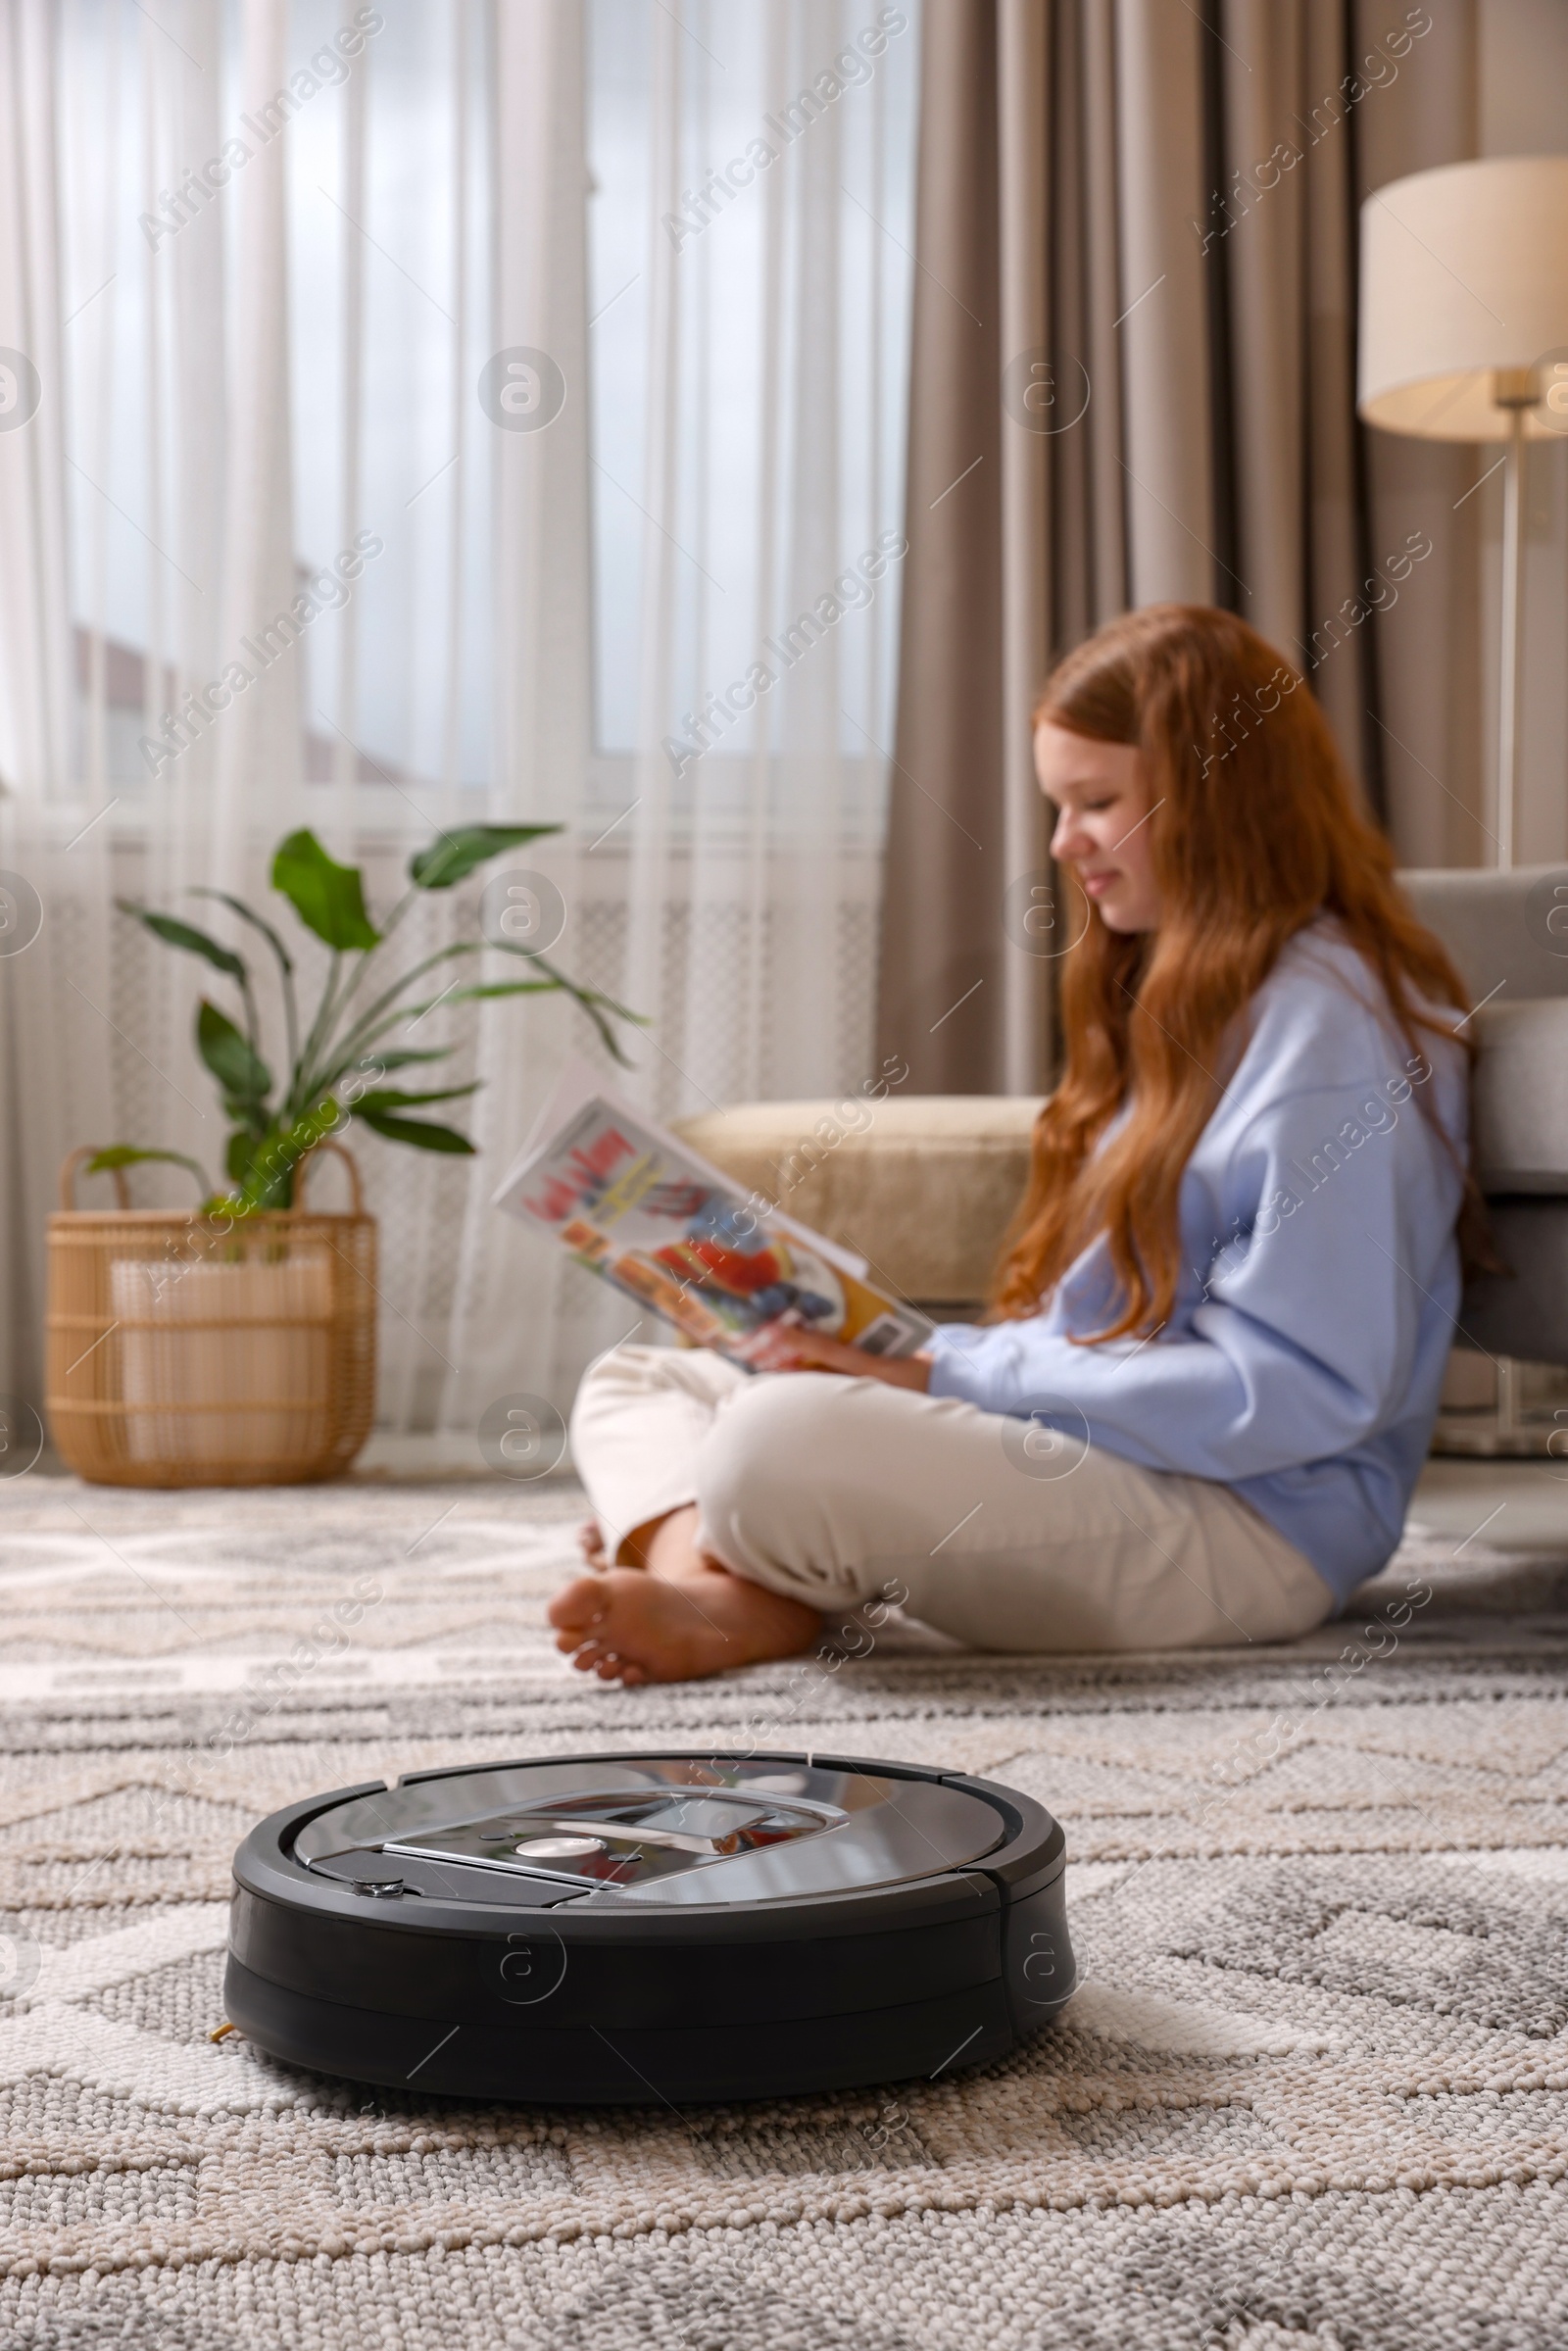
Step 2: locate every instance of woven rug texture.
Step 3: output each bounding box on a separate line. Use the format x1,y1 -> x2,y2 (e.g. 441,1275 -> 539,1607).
1,1472 -> 1567,2349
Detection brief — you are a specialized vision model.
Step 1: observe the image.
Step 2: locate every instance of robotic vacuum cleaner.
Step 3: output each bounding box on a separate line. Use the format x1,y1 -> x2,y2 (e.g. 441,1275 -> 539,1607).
226,1749 -> 1076,2104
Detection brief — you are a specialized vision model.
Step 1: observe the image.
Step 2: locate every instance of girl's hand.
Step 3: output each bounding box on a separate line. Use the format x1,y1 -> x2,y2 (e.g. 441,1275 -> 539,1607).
745,1321 -> 932,1391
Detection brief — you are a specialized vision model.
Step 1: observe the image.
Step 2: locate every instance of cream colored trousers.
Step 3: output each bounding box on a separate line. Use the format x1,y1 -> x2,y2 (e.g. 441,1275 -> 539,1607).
568,1346 -> 1335,1653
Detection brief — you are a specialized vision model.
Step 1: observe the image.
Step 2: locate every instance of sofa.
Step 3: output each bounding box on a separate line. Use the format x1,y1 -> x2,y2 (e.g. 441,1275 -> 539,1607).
1401,863 -> 1568,1369
676,865 -> 1568,1373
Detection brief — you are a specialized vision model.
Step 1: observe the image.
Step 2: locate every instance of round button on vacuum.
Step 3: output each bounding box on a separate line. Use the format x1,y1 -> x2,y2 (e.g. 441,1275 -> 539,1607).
512,1835 -> 606,1861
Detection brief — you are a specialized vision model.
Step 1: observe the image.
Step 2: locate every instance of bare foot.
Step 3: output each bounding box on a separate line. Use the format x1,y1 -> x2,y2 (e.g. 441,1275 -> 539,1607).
549,1561 -> 819,1686
577,1519 -> 610,1570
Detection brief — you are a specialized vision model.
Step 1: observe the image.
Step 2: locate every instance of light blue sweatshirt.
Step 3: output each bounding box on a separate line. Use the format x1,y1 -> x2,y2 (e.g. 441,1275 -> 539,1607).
924,920 -> 1469,1607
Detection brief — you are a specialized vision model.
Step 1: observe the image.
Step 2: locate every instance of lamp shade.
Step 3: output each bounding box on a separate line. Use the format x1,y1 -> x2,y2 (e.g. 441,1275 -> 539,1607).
1358,156 -> 1568,441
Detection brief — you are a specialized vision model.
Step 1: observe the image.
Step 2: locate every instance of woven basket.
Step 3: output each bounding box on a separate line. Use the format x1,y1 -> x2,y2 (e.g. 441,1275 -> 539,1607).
46,1142 -> 377,1488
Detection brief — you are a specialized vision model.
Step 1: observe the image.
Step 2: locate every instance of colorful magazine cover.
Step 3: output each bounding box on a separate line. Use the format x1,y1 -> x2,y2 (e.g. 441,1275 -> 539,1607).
492,1063 -> 933,1361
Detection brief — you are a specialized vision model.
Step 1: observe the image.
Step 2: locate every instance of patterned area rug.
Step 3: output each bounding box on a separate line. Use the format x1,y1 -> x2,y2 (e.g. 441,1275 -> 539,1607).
2,1471 -> 1567,2350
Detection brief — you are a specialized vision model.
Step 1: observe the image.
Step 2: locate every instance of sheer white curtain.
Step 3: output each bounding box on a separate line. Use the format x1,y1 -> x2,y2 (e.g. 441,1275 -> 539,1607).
588,0 -> 918,1121
0,0 -> 116,1400
0,0 -> 918,1446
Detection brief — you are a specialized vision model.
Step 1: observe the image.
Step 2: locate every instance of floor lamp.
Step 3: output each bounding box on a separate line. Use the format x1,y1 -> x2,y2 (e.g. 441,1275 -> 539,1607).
1359,156 -> 1568,1447
1359,157 -> 1568,857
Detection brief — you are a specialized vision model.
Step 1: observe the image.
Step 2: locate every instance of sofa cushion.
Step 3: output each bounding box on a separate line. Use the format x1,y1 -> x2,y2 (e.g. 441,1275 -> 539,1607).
1399,863 -> 1568,1003
1470,1000 -> 1568,1194
672,1096 -> 1042,1305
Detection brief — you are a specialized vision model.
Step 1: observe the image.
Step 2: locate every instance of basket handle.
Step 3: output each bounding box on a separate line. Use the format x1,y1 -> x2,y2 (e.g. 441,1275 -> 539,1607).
59,1148 -> 131,1212
293,1138 -> 365,1216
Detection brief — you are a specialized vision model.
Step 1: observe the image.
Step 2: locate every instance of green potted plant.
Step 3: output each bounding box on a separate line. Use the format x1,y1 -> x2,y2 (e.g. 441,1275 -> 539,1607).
47,822 -> 636,1487
101,821 -> 634,1205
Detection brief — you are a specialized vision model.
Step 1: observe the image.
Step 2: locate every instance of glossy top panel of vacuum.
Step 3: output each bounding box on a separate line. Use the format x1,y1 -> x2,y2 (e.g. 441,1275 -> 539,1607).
291,1752 -> 1011,1906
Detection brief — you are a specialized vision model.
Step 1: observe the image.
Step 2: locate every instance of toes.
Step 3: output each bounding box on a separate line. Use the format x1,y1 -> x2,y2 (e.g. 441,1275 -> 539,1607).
552,1617 -> 602,1648
548,1576 -> 607,1635
566,1639 -> 633,1684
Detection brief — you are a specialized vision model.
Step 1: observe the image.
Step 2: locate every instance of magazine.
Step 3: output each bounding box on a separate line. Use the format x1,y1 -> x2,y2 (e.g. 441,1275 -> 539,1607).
491,1059 -> 933,1362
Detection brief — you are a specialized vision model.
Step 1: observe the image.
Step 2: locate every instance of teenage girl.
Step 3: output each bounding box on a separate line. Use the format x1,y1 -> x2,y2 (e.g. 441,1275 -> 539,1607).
549,604 -> 1476,1686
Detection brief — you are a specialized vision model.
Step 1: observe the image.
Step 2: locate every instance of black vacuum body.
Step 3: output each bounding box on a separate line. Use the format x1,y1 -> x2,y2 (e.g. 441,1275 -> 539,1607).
225,1750 -> 1076,2104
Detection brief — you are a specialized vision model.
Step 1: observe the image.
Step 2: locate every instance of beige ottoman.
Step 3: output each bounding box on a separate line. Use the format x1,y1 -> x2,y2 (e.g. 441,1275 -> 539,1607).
672,1096 -> 1043,1315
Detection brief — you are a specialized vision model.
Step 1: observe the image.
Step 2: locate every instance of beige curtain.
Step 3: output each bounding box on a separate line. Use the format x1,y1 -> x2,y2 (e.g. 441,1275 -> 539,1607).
878,0 -> 1483,1094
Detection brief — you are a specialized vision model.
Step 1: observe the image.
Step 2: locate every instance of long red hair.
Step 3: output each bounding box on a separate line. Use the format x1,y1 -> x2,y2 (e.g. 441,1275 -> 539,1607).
991,604 -> 1480,1338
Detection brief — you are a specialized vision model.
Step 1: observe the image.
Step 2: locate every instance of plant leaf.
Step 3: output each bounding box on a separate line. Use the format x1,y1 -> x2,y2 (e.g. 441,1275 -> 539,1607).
367,1047 -> 455,1073
271,829 -> 380,951
351,1083 -> 481,1114
197,1000 -> 271,1104
221,1095 -> 270,1137
356,1108 -> 476,1154
188,888 -> 294,974
239,1105 -> 347,1206
408,824 -> 562,891
494,945 -> 647,1066
393,981 -> 561,1023
225,1131 -> 258,1185
499,944 -> 646,1023
116,903 -> 247,984
84,1146 -> 210,1197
